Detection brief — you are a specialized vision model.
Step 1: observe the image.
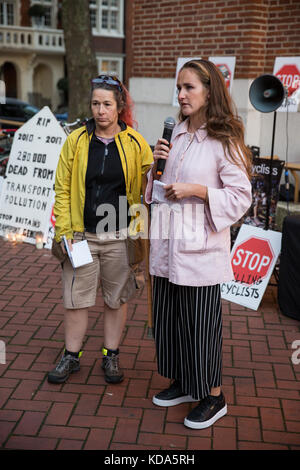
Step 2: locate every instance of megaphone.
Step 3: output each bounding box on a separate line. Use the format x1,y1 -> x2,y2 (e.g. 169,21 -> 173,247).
249,74 -> 287,232
249,74 -> 286,113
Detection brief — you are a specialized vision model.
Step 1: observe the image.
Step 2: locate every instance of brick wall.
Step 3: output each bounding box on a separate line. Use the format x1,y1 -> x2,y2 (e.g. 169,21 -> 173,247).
265,0 -> 300,71
127,0 -> 300,79
20,0 -> 31,27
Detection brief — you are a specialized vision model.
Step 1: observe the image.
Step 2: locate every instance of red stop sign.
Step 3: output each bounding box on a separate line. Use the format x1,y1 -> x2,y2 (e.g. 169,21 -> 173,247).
231,237 -> 274,285
276,64 -> 300,96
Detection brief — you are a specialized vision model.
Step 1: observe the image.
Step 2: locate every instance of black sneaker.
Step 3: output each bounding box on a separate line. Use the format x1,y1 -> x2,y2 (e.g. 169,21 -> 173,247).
48,353 -> 80,384
152,380 -> 198,407
184,392 -> 227,429
101,353 -> 124,384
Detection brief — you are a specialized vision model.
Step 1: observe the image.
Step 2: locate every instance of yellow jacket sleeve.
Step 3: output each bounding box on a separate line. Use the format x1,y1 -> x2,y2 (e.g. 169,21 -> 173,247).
141,141 -> 153,176
53,134 -> 76,242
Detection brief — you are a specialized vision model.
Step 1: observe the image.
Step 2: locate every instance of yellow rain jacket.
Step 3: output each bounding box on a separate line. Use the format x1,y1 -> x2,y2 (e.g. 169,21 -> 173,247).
54,119 -> 153,242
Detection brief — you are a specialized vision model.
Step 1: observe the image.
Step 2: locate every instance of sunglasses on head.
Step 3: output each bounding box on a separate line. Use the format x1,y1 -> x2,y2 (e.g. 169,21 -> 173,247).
91,75 -> 122,91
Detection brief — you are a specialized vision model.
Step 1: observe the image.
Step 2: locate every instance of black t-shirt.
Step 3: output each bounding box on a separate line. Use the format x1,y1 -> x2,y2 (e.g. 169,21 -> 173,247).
84,133 -> 130,233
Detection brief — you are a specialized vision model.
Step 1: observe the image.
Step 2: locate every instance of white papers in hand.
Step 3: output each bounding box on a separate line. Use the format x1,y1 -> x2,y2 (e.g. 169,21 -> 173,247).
63,236 -> 93,268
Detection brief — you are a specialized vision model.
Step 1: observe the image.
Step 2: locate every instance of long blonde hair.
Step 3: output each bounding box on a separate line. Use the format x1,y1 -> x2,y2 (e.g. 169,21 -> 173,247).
179,59 -> 252,178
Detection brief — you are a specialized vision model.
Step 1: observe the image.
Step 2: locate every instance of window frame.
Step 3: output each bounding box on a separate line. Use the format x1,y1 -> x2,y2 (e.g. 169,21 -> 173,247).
0,1 -> 16,26
90,0 -> 124,38
30,0 -> 56,29
97,55 -> 124,81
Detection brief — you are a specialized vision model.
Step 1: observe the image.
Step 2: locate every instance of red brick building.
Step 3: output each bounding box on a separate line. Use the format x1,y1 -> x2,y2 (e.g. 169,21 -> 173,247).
125,0 -> 300,79
125,0 -> 300,160
1,1 -> 299,159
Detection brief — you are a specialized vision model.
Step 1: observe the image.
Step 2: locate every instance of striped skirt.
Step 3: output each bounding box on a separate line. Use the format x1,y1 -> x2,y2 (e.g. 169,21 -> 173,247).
153,276 -> 223,400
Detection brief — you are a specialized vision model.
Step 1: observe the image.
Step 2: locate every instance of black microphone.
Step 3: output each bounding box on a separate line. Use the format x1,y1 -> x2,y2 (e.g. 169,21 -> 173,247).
156,117 -> 176,176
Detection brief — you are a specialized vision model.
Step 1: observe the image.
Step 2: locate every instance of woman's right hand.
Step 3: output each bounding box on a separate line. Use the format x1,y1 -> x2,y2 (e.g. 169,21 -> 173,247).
152,138 -> 171,179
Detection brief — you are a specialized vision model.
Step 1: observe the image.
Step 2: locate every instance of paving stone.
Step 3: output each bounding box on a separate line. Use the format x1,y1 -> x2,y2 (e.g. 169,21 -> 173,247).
0,242 -> 299,450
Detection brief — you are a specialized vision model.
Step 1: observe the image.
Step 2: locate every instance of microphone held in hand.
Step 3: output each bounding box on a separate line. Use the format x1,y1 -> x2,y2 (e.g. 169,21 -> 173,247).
156,117 -> 176,176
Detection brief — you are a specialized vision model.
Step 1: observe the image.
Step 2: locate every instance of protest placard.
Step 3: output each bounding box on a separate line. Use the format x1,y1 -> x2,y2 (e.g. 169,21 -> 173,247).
221,224 -> 282,310
209,56 -> 236,94
0,106 -> 66,245
230,157 -> 285,245
273,56 -> 300,112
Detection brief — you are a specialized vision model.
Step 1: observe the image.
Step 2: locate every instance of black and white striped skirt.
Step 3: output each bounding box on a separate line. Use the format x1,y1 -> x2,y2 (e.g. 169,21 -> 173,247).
153,276 -> 223,400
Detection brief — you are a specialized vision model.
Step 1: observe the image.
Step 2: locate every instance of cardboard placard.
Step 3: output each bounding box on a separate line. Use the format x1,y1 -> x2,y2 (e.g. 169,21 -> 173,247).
0,106 -> 66,244
221,224 -> 282,311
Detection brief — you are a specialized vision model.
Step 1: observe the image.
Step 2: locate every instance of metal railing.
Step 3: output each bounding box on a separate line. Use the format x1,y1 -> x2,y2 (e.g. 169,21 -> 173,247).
60,118 -> 82,135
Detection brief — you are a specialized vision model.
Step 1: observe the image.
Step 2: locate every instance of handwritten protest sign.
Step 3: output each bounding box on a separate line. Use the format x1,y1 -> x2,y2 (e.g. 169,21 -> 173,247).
0,106 -> 66,245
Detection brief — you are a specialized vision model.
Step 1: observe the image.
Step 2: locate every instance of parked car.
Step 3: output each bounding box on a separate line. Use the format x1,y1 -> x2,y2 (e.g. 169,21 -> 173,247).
0,97 -> 67,128
0,97 -> 40,129
55,112 -> 68,122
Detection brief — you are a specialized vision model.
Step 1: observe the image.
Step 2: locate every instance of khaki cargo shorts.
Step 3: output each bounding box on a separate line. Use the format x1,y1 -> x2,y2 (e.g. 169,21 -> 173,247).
62,231 -> 137,310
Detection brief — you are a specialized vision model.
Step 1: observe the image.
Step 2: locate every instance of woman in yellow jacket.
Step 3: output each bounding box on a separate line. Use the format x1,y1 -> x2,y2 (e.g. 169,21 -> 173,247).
48,75 -> 153,385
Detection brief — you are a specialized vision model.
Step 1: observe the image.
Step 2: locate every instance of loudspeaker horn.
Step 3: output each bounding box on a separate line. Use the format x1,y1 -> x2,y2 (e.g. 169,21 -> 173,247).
249,74 -> 286,113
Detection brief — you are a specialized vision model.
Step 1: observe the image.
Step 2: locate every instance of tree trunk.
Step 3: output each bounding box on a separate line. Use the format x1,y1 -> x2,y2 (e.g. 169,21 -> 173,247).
61,0 -> 98,121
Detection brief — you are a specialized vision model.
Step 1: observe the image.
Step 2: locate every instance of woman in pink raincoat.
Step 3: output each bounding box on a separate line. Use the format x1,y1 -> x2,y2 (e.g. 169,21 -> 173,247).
145,59 -> 252,429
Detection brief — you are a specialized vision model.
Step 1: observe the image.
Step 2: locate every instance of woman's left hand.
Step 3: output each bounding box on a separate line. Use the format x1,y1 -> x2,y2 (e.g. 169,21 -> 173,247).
164,183 -> 192,200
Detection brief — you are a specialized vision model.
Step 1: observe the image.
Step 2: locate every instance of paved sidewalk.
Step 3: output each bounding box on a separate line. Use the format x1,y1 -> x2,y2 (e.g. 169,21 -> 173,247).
0,239 -> 299,451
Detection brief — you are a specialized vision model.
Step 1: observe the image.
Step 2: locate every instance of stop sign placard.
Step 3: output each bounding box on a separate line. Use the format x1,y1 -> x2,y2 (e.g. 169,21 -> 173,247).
221,224 -> 282,310
276,64 -> 300,97
231,236 -> 275,285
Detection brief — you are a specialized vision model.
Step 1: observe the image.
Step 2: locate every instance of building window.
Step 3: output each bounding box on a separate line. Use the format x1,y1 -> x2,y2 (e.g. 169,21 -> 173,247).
0,1 -> 15,25
97,56 -> 123,80
90,0 -> 124,37
30,0 -> 54,28
89,0 -> 97,28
